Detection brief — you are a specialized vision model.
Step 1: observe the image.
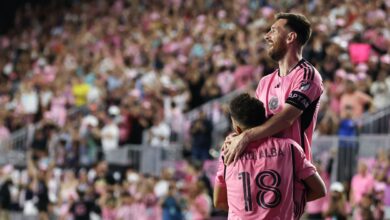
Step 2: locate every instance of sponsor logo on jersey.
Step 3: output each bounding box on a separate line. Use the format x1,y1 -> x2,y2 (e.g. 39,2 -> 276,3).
269,97 -> 279,110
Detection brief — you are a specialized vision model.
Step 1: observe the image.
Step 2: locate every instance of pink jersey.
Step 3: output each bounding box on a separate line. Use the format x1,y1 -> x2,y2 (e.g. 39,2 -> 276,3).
255,59 -> 323,161
215,137 -> 316,220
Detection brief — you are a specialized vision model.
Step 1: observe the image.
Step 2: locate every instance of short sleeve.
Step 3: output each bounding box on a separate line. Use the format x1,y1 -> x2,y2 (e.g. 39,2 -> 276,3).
292,144 -> 316,180
286,66 -> 323,110
214,152 -> 226,187
255,77 -> 265,100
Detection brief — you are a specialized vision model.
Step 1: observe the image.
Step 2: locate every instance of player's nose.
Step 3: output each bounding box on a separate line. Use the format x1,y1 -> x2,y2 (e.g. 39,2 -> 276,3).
264,32 -> 270,41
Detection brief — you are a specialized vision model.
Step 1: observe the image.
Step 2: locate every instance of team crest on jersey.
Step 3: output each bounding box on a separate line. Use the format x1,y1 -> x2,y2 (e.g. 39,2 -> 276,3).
300,81 -> 311,91
269,97 -> 279,110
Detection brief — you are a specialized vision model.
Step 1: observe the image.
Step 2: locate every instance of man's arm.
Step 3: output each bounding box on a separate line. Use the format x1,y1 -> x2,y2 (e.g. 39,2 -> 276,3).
224,104 -> 302,164
214,153 -> 228,211
303,172 -> 327,201
213,185 -> 229,211
246,104 -> 302,140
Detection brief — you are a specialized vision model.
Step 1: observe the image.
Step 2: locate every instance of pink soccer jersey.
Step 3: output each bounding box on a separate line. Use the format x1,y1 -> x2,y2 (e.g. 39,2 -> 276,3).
215,137 -> 316,220
255,59 -> 323,161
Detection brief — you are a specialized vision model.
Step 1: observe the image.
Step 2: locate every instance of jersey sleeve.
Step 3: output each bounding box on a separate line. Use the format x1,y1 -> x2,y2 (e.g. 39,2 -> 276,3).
214,152 -> 226,187
255,77 -> 266,100
286,67 -> 323,110
292,144 -> 316,180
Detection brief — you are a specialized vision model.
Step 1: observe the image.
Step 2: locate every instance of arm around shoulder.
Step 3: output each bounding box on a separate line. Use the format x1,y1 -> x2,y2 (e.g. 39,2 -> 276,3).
245,104 -> 302,142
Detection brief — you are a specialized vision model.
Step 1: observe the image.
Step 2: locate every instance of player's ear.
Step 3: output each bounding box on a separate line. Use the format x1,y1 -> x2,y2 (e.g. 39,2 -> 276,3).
236,126 -> 243,134
286,32 -> 297,44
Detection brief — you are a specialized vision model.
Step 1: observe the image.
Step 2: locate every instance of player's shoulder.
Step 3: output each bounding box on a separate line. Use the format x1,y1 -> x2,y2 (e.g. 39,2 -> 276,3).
294,59 -> 322,83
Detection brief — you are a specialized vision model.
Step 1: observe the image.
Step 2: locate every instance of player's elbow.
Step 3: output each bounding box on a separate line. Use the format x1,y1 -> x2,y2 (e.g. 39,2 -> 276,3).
317,183 -> 327,199
318,175 -> 327,198
213,185 -> 228,211
307,187 -> 326,202
304,173 -> 327,201
213,196 -> 224,209
213,196 -> 219,208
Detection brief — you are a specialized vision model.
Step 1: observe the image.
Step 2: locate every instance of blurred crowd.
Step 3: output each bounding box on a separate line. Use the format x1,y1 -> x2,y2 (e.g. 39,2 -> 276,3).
306,148 -> 390,220
0,0 -> 389,151
0,156 -> 218,220
0,148 -> 390,220
1,0 -> 390,219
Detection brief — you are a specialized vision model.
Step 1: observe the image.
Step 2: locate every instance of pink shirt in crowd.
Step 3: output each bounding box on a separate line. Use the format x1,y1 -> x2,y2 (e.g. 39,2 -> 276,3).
189,193 -> 212,220
234,65 -> 254,89
49,96 -> 67,126
0,126 -> 10,141
329,82 -> 344,115
322,201 -> 351,220
116,205 -> 138,220
102,207 -> 117,220
215,137 -> 317,220
351,173 -> 375,205
256,59 -> 324,161
384,184 -> 390,206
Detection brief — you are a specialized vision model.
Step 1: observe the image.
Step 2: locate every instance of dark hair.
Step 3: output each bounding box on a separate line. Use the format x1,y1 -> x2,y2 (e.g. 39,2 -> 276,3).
229,93 -> 266,128
276,13 -> 312,46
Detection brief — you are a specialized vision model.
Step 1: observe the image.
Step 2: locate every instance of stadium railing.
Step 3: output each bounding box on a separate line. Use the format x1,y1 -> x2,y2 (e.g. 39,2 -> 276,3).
312,135 -> 390,182
105,144 -> 183,176
0,125 -> 33,166
360,104 -> 390,134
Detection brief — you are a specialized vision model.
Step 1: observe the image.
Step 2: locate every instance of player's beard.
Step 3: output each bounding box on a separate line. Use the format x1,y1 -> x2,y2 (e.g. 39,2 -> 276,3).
267,38 -> 288,61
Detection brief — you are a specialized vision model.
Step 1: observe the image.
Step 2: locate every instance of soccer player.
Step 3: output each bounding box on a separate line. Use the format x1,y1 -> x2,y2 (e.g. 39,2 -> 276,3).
224,13 -> 324,164
214,94 -> 326,219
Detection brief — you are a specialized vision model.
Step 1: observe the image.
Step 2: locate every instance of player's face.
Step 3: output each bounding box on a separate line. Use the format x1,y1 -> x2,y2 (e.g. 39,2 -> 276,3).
264,19 -> 289,61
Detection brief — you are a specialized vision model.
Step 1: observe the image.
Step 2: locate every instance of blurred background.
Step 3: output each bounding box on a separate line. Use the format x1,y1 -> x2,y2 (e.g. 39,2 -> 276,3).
0,0 -> 389,219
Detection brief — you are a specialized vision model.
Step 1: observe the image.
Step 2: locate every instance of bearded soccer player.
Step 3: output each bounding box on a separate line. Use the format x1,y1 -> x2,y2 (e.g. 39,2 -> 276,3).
214,94 -> 326,219
224,13 -> 324,164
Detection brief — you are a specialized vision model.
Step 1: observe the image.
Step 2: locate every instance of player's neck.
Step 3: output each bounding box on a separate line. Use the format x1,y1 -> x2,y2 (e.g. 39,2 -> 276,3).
278,51 -> 302,77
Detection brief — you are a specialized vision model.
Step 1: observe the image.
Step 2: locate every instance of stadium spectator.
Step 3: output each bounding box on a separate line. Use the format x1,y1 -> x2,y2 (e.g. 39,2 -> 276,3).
322,182 -> 350,220
191,161 -> 213,200
337,105 -> 358,182
370,70 -> 390,109
69,186 -> 101,220
154,168 -> 173,199
101,193 -> 118,220
190,111 -> 213,161
350,161 -> 375,208
148,115 -> 171,148
384,173 -> 390,219
160,182 -> 184,220
101,110 -> 120,153
0,119 -> 10,148
340,75 -> 373,119
116,192 -> 137,220
0,173 -> 12,220
187,179 -> 212,220
352,192 -> 384,220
